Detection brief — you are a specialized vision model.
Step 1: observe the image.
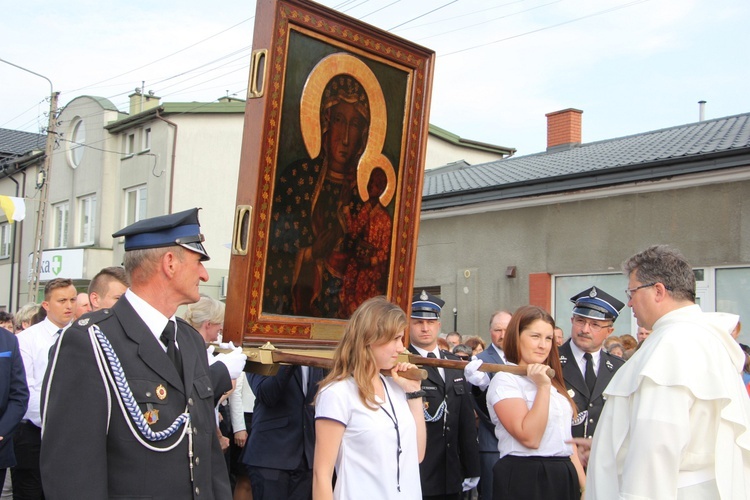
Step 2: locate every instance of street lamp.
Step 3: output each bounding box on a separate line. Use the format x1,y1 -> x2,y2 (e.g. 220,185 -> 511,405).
0,57 -> 58,303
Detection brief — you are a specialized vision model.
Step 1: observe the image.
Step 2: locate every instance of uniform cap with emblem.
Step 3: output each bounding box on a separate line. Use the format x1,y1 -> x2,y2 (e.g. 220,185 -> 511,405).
112,207 -> 210,261
411,290 -> 445,320
570,286 -> 625,322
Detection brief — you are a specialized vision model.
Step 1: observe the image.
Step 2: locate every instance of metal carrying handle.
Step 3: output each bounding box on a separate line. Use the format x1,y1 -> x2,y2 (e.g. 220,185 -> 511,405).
231,205 -> 252,255
247,49 -> 268,99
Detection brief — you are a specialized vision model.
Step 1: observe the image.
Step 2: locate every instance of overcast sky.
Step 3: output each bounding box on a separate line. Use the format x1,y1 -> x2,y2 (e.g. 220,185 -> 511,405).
2,0 -> 748,156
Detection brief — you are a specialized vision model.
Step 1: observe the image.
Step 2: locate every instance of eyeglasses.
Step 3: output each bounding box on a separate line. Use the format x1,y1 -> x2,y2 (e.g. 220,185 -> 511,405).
625,282 -> 656,300
456,355 -> 471,361
572,316 -> 613,333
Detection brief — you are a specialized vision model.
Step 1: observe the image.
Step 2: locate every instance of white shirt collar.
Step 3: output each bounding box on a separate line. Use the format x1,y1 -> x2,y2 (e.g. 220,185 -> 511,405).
411,344 -> 440,358
125,289 -> 176,347
491,343 -> 505,359
569,340 -> 600,373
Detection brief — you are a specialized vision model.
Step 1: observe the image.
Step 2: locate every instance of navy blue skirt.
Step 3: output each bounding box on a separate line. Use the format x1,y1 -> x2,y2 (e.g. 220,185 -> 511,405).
492,455 -> 580,500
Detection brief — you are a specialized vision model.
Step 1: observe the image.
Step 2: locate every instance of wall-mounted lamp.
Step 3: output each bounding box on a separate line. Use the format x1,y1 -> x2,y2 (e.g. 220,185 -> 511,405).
505,266 -> 517,278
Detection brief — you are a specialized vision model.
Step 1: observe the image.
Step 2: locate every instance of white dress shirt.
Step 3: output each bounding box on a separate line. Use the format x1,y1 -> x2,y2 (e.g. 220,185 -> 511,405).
411,344 -> 445,381
569,339 -> 600,377
18,317 -> 67,426
125,288 -> 176,351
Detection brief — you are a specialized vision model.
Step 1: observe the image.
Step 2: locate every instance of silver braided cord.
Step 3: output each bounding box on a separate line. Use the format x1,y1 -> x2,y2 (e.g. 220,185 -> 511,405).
423,399 -> 447,423
89,324 -> 190,451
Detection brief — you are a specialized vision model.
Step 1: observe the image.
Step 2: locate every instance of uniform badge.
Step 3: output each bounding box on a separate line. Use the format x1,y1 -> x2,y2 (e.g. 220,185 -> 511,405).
589,288 -> 598,298
423,401 -> 429,411
143,403 -> 159,425
559,355 -> 567,364
420,290 -> 429,300
78,318 -> 90,326
606,360 -> 614,370
156,384 -> 167,400
568,389 -> 575,398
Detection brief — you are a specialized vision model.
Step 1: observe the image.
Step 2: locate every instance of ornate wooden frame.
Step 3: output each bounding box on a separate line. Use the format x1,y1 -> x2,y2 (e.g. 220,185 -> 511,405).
224,0 -> 434,348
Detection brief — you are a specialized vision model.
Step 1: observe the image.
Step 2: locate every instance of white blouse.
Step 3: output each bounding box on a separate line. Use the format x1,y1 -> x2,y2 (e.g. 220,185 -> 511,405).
316,377 -> 422,499
486,365 -> 574,458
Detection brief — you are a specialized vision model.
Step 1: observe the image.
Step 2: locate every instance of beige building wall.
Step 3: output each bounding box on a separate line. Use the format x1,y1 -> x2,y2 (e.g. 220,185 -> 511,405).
414,176 -> 750,341
424,135 -> 509,170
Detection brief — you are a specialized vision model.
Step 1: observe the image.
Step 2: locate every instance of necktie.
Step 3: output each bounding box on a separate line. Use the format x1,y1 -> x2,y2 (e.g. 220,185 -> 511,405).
426,352 -> 445,381
161,321 -> 183,375
54,328 -> 63,339
583,352 -> 596,394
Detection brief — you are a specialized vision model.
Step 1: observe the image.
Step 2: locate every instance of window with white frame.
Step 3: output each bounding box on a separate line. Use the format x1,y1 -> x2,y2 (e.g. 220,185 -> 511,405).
78,195 -> 96,245
68,118 -> 85,168
124,133 -> 136,156
142,127 -> 151,151
125,185 -> 147,226
0,223 -> 10,258
52,202 -> 69,248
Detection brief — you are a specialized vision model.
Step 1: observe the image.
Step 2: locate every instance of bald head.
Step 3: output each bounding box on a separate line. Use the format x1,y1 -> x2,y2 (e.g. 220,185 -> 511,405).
489,310 -> 512,350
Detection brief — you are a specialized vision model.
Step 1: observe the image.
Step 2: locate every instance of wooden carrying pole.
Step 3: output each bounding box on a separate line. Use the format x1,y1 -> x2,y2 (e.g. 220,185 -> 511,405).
234,343 -> 555,380
406,354 -> 556,379
241,345 -> 427,381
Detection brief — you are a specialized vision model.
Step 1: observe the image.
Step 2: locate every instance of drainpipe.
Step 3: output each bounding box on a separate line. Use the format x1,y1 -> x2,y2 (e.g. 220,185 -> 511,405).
155,109 -> 178,213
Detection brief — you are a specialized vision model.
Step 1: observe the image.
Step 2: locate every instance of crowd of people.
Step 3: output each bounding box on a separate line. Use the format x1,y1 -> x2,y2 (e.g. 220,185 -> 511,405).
1,208 -> 749,500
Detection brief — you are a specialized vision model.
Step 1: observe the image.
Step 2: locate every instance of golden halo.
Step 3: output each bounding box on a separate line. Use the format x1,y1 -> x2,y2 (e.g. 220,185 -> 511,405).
299,53 -> 396,206
358,153 -> 396,207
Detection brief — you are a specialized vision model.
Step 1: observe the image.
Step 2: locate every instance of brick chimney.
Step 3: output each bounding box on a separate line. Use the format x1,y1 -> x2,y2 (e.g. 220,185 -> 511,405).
545,108 -> 583,151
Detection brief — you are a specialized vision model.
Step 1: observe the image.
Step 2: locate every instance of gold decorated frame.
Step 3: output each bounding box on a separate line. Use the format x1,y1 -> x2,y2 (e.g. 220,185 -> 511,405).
224,0 -> 435,348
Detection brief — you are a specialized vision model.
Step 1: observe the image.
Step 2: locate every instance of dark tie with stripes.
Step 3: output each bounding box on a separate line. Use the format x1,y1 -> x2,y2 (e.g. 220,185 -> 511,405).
161,321 -> 183,375
583,352 -> 596,393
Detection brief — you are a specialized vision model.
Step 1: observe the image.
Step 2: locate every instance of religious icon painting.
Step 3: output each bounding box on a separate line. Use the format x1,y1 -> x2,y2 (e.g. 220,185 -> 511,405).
225,0 -> 435,347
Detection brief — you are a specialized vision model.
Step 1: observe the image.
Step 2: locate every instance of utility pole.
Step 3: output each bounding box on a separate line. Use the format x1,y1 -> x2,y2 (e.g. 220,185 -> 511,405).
28,91 -> 59,302
0,57 -> 58,303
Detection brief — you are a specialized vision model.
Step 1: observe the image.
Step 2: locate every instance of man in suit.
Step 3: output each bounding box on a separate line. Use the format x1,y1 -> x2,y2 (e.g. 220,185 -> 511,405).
0,325 -> 28,488
242,364 -> 325,500
464,310 -> 511,499
559,286 -> 625,439
409,291 -> 480,500
40,208 -> 246,499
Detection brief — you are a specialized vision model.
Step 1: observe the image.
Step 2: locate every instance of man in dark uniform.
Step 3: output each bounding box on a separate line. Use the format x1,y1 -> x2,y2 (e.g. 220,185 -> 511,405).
408,291 -> 480,500
559,286 -> 626,439
40,208 -> 245,499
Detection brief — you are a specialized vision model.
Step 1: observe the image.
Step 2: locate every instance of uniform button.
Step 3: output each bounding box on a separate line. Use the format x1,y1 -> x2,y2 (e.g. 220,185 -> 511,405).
589,418 -> 595,423
446,427 -> 450,432
193,427 -> 199,434
589,403 -> 593,408
195,486 -> 200,495
447,443 -> 451,448
146,392 -> 152,397
195,456 -> 200,465
188,398 -> 194,406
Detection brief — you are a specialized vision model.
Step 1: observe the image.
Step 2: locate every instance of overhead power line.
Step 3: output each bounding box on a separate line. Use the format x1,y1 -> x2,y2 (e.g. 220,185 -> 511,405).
440,0 -> 651,57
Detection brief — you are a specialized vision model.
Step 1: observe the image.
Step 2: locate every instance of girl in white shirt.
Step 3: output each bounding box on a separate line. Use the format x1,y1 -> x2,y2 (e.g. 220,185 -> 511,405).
487,305 -> 586,499
313,296 -> 427,500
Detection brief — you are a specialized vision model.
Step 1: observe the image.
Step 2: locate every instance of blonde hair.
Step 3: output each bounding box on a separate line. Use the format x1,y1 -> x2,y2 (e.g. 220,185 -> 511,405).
320,296 -> 406,410
184,294 -> 225,329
